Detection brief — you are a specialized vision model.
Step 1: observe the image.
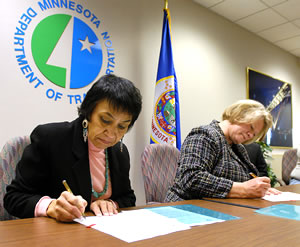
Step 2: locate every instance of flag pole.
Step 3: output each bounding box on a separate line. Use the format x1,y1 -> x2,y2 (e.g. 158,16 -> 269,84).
164,0 -> 168,9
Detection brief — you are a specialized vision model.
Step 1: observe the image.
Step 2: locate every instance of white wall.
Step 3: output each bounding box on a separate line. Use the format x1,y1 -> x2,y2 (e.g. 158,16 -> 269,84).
1,0 -> 300,205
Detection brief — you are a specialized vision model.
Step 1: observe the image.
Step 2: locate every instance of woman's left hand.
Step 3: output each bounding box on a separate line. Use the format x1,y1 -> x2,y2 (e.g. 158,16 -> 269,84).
90,199 -> 118,216
265,187 -> 282,195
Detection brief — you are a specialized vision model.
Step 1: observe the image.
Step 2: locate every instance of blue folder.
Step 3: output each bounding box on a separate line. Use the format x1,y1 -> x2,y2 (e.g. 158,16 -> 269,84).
255,204 -> 300,221
147,204 -> 239,225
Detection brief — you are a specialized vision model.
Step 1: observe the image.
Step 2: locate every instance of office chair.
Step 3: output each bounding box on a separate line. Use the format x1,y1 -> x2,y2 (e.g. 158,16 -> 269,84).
0,136 -> 30,220
280,149 -> 298,186
141,143 -> 180,204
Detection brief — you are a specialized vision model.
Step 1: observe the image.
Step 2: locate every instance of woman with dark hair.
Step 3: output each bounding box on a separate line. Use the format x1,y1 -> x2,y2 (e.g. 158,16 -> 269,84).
4,74 -> 142,222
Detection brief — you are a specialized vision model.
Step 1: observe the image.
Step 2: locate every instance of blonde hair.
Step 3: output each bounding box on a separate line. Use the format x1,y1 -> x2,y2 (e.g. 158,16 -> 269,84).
222,99 -> 273,144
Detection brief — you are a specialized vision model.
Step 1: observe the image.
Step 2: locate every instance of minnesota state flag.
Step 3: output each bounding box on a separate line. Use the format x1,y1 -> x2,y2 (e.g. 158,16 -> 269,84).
150,7 -> 181,149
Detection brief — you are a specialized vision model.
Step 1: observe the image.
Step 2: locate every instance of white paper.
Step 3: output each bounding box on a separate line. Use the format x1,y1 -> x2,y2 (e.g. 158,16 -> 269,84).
262,192 -> 300,202
74,209 -> 190,243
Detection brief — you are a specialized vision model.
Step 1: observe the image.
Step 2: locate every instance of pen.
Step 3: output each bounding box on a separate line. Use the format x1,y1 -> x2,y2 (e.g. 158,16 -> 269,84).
62,180 -> 86,218
249,172 -> 257,178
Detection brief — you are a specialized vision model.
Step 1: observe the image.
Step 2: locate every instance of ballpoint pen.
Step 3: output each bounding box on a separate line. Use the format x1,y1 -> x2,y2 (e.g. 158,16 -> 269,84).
62,180 -> 86,218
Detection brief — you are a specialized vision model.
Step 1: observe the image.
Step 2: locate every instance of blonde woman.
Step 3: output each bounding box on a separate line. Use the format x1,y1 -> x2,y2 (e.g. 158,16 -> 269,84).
166,99 -> 280,202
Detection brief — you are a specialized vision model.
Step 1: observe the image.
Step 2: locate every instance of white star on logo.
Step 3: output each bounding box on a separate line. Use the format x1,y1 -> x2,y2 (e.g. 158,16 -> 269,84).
79,36 -> 94,53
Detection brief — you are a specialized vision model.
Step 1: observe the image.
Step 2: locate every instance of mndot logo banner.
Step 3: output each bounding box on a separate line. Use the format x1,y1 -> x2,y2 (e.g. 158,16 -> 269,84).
32,14 -> 103,89
14,1 -> 116,104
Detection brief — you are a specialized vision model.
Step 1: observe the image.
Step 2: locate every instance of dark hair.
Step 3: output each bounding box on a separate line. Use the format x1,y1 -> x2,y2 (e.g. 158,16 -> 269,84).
78,74 -> 142,129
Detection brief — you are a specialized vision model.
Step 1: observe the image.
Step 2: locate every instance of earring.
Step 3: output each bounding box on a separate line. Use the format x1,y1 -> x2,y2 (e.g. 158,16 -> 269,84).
120,137 -> 123,152
82,119 -> 88,143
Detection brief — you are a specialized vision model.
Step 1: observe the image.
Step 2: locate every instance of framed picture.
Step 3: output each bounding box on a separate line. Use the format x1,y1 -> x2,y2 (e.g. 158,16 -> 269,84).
246,68 -> 293,148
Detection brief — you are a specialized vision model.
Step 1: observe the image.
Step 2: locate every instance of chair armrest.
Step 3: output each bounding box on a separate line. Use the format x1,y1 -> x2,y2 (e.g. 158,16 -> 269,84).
276,178 -> 286,186
146,201 -> 162,205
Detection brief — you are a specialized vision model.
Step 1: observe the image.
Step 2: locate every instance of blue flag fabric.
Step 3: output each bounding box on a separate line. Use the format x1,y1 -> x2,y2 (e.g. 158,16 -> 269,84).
150,8 -> 181,150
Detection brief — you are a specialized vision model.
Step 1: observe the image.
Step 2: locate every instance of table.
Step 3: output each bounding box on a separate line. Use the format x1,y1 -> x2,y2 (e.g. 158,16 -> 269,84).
1,197 -> 300,247
203,184 -> 300,209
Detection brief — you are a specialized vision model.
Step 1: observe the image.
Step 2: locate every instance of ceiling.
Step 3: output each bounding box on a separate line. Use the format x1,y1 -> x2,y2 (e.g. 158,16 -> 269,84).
193,0 -> 300,58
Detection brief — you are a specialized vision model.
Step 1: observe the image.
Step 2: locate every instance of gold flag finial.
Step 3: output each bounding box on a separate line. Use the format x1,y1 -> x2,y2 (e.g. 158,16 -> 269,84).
164,0 -> 168,9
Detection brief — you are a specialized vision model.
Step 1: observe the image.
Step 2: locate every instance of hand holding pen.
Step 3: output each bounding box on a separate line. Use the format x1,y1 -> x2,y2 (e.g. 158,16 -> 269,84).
248,172 -> 281,196
46,180 -> 87,222
249,173 -> 281,196
62,180 -> 87,218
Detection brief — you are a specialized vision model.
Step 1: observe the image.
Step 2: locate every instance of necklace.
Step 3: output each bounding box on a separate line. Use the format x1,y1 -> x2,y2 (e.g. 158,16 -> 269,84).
92,149 -> 109,198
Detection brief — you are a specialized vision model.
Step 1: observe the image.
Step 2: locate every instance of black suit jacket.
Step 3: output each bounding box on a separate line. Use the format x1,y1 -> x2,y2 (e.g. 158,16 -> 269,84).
4,117 -> 136,218
243,143 -> 268,177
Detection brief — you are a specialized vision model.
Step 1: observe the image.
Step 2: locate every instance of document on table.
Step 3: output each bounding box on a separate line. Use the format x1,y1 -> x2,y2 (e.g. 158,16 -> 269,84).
75,209 -> 190,243
262,192 -> 300,202
74,204 -> 239,243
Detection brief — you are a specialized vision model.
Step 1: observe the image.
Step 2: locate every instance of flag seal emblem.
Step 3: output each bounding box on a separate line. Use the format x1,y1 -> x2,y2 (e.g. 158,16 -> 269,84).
154,89 -> 176,137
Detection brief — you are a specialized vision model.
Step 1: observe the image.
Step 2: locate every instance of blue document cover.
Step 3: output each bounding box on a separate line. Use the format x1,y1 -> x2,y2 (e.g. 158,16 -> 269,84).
255,204 -> 300,221
147,204 -> 239,226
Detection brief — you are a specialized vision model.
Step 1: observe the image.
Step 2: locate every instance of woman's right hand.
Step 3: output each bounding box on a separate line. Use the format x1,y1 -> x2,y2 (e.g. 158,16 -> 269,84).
228,177 -> 271,198
46,191 -> 87,222
242,177 -> 271,197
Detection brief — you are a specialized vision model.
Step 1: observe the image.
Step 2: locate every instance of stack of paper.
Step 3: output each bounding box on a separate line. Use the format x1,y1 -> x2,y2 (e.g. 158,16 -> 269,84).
262,192 -> 300,202
75,204 -> 239,243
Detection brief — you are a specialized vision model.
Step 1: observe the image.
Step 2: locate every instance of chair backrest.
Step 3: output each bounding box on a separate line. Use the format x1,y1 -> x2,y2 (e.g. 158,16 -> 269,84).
0,136 -> 30,221
282,149 -> 298,185
141,143 -> 180,204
